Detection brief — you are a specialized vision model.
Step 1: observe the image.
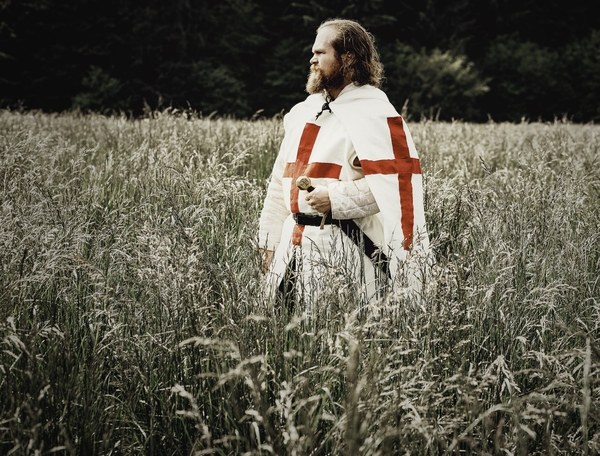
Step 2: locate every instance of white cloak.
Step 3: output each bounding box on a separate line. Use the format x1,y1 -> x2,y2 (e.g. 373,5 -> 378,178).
259,84 -> 430,303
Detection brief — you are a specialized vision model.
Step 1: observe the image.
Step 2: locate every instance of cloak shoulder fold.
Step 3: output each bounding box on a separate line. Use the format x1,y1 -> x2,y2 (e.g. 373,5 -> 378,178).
331,86 -> 429,276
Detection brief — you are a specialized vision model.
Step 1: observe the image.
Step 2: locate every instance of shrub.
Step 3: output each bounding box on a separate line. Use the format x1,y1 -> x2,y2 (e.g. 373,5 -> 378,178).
72,66 -> 130,114
479,37 -> 566,122
382,42 -> 489,121
563,30 -> 600,122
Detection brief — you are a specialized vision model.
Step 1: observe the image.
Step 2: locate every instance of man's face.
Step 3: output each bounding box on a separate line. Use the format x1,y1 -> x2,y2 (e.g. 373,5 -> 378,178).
306,26 -> 344,95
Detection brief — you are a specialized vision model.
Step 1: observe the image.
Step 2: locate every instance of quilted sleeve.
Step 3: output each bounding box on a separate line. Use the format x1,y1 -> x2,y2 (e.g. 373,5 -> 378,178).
258,153 -> 289,250
329,178 -> 380,220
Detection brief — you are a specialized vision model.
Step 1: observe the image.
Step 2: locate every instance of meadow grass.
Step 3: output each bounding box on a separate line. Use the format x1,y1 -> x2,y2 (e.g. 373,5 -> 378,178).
0,109 -> 598,455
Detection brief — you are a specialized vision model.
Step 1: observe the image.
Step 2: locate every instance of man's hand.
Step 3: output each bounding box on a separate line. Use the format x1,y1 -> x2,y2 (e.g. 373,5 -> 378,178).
305,184 -> 331,213
260,248 -> 274,273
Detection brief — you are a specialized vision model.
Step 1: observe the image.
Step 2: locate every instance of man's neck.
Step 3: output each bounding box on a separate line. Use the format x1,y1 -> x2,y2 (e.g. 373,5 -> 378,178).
326,88 -> 341,100
327,79 -> 354,100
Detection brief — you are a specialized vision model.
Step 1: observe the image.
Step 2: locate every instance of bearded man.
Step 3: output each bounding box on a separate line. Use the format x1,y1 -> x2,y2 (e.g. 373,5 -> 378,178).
258,18 -> 431,307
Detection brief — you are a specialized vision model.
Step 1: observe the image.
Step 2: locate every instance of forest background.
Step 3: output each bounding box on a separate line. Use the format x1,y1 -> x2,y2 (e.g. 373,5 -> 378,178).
1,0 -> 600,123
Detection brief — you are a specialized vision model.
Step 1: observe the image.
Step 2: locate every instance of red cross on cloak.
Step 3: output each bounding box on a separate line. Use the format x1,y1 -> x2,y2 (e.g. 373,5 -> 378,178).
282,122 -> 342,245
359,116 -> 422,250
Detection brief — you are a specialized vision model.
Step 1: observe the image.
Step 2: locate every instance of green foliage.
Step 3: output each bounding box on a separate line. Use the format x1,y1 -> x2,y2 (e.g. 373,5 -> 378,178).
261,38 -> 311,114
1,111 -> 599,454
189,61 -> 251,116
1,0 -> 599,120
72,66 -> 130,113
476,30 -> 600,122
563,30 -> 600,122
383,42 -> 489,121
479,37 -> 565,122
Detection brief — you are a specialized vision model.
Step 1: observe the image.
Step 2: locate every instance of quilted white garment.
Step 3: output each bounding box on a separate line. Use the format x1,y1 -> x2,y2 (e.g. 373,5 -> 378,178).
329,177 -> 379,220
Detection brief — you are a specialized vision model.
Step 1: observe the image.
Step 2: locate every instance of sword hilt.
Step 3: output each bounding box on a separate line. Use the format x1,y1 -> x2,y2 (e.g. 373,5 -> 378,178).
296,175 -> 327,230
296,175 -> 314,192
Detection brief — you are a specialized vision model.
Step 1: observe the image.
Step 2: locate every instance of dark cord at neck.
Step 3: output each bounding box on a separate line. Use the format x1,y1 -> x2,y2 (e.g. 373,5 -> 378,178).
315,94 -> 334,120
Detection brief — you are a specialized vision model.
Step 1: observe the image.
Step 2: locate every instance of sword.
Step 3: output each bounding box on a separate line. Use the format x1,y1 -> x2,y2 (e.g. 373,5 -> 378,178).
296,176 -> 327,229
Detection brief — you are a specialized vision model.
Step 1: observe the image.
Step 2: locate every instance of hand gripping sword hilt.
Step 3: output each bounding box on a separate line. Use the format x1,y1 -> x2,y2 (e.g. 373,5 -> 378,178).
295,175 -> 327,229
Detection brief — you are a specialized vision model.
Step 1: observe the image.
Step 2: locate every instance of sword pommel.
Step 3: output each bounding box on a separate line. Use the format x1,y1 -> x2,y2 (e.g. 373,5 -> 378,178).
296,175 -> 314,192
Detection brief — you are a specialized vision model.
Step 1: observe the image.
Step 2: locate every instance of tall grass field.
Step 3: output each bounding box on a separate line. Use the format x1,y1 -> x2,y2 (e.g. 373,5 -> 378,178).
1,109 -> 598,455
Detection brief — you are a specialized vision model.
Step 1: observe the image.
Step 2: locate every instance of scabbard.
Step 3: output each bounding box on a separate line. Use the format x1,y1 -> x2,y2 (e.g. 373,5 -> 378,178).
293,213 -> 390,277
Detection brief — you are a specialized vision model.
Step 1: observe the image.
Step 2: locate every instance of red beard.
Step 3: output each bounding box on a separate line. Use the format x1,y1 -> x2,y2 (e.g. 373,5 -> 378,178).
306,61 -> 345,95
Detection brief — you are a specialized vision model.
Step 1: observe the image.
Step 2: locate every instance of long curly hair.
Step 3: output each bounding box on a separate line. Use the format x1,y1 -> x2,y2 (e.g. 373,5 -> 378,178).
317,19 -> 384,88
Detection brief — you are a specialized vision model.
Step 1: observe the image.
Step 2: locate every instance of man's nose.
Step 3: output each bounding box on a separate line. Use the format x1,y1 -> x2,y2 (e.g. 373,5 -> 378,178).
310,55 -> 317,65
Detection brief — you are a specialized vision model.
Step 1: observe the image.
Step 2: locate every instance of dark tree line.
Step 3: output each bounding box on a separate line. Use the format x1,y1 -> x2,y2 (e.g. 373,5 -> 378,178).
1,0 -> 599,122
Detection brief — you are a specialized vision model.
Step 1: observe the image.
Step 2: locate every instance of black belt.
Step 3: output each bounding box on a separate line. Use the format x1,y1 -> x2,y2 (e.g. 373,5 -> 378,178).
293,213 -> 333,226
293,213 -> 390,277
